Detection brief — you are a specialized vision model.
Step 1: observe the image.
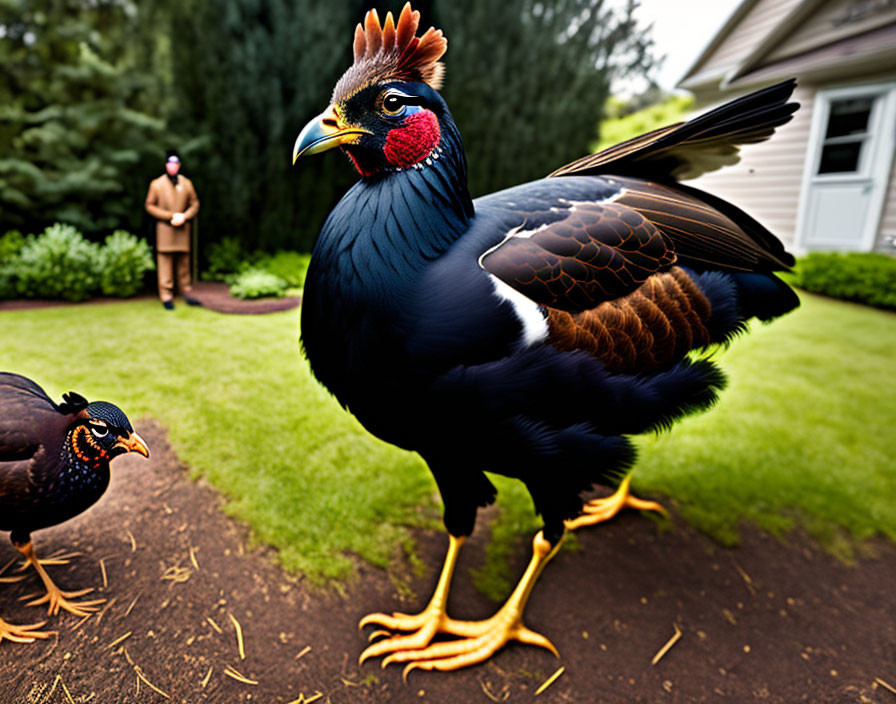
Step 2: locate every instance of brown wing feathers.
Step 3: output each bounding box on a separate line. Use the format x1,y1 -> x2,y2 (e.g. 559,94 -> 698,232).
547,267 -> 713,374
550,79 -> 798,182
612,177 -> 794,271
547,80 -> 799,273
481,201 -> 676,312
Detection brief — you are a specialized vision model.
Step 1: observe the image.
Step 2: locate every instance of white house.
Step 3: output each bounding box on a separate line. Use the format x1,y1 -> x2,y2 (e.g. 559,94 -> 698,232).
678,0 -> 896,254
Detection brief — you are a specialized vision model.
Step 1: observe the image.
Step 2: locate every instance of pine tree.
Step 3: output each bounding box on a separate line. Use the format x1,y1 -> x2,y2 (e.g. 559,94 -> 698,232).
0,0 -> 168,236
437,0 -> 656,198
168,0 -> 356,253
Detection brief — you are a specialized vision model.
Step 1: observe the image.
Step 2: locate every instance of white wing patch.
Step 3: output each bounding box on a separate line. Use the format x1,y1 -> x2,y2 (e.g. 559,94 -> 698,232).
487,274 -> 548,347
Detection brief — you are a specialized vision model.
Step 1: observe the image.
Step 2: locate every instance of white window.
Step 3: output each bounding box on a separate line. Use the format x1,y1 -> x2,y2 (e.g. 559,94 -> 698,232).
796,82 -> 896,252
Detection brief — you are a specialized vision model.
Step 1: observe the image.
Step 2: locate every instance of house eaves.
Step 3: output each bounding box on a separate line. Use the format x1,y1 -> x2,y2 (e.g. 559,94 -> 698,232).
676,0 -> 761,90
726,22 -> 896,88
723,0 -> 834,86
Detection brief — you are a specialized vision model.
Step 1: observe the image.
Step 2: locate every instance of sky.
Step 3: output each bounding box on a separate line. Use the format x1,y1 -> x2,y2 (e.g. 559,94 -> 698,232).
625,0 -> 743,94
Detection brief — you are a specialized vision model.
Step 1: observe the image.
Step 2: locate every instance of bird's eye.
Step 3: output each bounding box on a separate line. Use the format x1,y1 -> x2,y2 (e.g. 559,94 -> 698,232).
382,93 -> 407,116
89,423 -> 108,438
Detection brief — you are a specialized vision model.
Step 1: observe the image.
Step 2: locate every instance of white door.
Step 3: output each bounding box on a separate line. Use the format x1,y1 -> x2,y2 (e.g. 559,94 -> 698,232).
796,82 -> 896,252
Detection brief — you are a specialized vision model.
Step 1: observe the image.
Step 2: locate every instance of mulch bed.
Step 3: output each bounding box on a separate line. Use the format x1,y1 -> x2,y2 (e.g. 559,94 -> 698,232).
0,281 -> 299,315
188,282 -> 301,315
1,420 -> 894,703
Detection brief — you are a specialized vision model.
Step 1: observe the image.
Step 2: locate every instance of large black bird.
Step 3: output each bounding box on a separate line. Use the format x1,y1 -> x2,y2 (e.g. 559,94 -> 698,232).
293,4 -> 799,674
0,372 -> 148,643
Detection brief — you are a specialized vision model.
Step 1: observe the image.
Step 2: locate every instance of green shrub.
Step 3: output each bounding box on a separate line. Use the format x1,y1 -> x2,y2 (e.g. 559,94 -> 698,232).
593,94 -> 694,153
229,268 -> 289,299
791,252 -> 896,311
15,223 -> 101,301
0,230 -> 26,262
204,237 -> 260,281
0,231 -> 27,299
254,250 -> 311,288
0,265 -> 15,299
98,230 -> 155,297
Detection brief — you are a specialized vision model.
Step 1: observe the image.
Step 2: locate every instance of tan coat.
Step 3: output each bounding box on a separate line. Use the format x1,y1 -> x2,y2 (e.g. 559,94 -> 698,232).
145,174 -> 200,252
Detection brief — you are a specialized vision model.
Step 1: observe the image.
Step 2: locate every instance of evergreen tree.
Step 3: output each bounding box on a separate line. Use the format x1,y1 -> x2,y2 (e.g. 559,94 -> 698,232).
168,0 -> 356,253
0,0 -> 168,236
438,0 -> 656,198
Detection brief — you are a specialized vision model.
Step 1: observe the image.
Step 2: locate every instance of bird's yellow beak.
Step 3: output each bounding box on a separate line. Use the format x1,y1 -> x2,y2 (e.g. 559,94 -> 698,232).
114,432 -> 149,458
292,104 -> 370,164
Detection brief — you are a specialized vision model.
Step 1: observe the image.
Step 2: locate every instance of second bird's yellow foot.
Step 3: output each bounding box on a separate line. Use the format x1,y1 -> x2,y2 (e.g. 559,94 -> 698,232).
564,475 -> 666,531
22,584 -> 104,618
15,542 -> 104,618
360,603 -> 556,677
0,615 -> 53,644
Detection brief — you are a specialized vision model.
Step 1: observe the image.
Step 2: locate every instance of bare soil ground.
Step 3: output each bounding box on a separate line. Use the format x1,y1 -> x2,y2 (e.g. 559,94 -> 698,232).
1,420 -> 894,704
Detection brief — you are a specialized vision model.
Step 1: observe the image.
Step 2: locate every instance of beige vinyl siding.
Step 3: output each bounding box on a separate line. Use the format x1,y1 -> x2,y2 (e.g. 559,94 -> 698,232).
683,85 -> 816,250
693,0 -> 802,79
876,152 -> 896,253
765,0 -> 896,64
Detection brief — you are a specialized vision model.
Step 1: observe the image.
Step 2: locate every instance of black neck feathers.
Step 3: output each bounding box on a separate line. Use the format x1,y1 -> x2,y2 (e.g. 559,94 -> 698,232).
315,111 -> 473,284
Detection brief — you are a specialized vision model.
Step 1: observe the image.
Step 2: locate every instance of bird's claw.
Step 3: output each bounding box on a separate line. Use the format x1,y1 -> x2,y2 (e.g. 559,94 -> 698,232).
565,475 -> 666,531
0,616 -> 54,644
359,605 -> 445,663
384,623 -> 557,680
22,586 -> 104,618
360,606 -> 557,674
359,609 -> 430,632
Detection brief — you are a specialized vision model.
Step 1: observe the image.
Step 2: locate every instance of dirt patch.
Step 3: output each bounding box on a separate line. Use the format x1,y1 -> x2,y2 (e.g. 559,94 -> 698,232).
188,282 -> 300,315
0,282 -> 299,315
1,420 -> 893,703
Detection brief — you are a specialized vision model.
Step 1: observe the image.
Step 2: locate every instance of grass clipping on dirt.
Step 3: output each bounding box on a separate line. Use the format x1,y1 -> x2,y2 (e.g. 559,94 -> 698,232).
1,291 -> 894,593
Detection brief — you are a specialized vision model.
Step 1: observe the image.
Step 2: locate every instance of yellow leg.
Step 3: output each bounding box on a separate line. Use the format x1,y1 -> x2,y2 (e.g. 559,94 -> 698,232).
360,531 -> 562,676
564,474 -> 666,531
16,543 -> 104,618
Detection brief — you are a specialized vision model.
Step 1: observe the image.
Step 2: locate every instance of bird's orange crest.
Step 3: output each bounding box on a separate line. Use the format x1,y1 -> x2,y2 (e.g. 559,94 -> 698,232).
332,3 -> 446,103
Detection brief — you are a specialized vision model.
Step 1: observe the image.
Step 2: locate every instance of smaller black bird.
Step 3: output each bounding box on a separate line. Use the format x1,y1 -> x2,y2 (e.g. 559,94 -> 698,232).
0,372 -> 148,643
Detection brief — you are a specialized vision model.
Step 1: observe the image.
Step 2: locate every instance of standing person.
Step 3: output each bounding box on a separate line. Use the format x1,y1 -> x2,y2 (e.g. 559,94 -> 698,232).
145,153 -> 201,310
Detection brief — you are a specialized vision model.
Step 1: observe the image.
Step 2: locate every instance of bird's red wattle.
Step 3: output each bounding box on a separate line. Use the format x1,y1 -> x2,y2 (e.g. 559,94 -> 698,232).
384,110 -> 440,169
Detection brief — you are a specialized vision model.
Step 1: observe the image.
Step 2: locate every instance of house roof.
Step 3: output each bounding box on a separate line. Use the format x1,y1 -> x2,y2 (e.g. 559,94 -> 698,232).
729,22 -> 896,87
678,0 -> 896,91
677,0 -> 761,90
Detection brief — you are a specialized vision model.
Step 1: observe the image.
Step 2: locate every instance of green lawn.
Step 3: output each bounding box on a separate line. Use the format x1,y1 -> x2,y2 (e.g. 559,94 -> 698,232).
1,292 -> 894,594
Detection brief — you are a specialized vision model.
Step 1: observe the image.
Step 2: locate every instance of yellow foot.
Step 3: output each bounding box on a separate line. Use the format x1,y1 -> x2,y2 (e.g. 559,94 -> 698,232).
0,615 -> 53,644
362,603 -> 557,677
360,532 -> 561,676
16,542 -> 104,617
21,586 -> 104,618
564,475 -> 666,531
